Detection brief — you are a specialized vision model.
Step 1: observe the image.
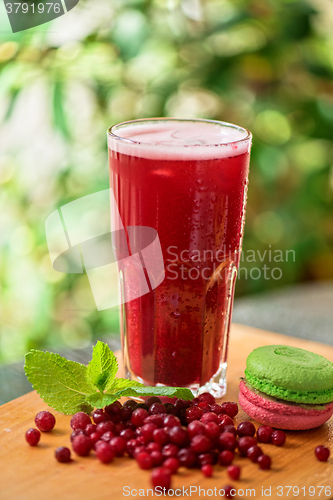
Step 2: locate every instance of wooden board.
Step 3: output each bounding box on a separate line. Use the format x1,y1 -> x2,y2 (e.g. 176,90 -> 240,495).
1,324 -> 333,500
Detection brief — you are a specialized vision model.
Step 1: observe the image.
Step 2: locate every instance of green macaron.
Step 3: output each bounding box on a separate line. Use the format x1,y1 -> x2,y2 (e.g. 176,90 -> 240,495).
244,345 -> 333,405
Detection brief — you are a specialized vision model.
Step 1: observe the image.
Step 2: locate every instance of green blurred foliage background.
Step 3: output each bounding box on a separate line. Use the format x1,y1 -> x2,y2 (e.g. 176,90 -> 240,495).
0,0 -> 333,363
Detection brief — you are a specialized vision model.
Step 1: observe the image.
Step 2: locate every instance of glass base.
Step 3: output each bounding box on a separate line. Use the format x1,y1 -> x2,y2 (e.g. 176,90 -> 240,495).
124,360 -> 227,400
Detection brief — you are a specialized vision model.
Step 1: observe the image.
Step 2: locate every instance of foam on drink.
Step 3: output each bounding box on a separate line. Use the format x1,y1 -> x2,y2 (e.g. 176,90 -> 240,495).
108,119 -> 251,160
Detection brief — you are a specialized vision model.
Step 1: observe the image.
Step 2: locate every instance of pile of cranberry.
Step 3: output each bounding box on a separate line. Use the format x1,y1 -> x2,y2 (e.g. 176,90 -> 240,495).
25,393 -> 330,497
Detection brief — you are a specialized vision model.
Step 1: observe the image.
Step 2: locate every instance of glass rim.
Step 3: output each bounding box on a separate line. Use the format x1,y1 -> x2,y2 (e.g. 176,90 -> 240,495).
107,117 -> 252,148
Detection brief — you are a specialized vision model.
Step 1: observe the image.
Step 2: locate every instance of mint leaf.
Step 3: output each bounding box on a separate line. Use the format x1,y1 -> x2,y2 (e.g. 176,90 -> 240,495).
86,392 -> 120,408
86,341 -> 118,391
113,385 -> 194,400
25,350 -> 96,414
106,377 -> 143,393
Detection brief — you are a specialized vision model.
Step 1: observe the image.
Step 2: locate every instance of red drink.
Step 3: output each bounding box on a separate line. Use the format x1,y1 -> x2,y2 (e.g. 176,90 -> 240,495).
108,119 -> 251,396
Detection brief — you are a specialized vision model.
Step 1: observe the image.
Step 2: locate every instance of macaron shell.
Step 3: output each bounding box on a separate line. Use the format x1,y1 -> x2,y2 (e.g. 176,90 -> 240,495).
239,380 -> 333,431
245,345 -> 333,404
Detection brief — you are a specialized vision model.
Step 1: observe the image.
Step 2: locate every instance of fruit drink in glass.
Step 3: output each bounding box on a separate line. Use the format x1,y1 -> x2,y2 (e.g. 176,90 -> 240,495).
108,119 -> 251,397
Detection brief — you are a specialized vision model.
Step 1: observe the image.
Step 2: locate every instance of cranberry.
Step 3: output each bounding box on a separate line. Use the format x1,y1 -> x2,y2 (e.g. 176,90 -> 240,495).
133,445 -> 146,458
315,445 -> 330,462
145,441 -> 160,452
223,485 -> 236,499
177,448 -> 197,468
201,464 -> 213,477
131,408 -> 149,427
247,445 -> 263,462
271,430 -> 286,446
237,436 -> 257,456
109,436 -> 126,457
199,392 -> 215,405
121,406 -> 134,421
114,423 -> 126,435
145,397 -> 162,407
204,422 -> 220,441
165,403 -> 179,416
105,401 -> 122,417
101,431 -> 114,442
72,434 -> 92,456
85,423 -> 97,436
139,423 -> 157,443
153,428 -> 169,445
218,414 -> 234,430
185,406 -> 204,424
218,432 -> 237,452
35,411 -> 56,432
96,442 -> 115,463
149,403 -> 167,415
169,426 -> 188,447
70,429 -> 85,442
92,411 -> 109,425
90,432 -> 102,445
190,397 -> 201,406
219,450 -> 234,466
210,403 -> 223,415
237,421 -> 255,437
174,399 -> 191,411
145,414 -> 164,427
124,399 -> 138,409
258,454 -> 271,470
151,467 -> 171,490
136,451 -> 153,470
188,420 -> 205,438
136,435 -> 146,445
198,402 -> 211,413
164,415 -> 181,427
221,425 -> 237,437
151,450 -> 164,467
136,403 -> 149,411
191,435 -> 212,453
96,421 -> 115,435
162,443 -> 179,458
227,464 -> 240,481
55,446 -> 71,463
120,428 -> 136,441
25,428 -> 40,446
198,452 -> 217,466
257,425 -> 273,443
200,412 -> 219,425
126,439 -> 138,457
163,457 -> 179,474
221,402 -> 238,418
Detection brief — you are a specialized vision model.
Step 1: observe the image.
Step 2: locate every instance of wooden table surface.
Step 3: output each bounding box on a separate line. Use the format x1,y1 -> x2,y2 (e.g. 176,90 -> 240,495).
1,324 -> 333,500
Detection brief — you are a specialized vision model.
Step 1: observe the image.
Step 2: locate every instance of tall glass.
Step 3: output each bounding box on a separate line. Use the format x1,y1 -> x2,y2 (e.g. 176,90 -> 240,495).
108,118 -> 251,397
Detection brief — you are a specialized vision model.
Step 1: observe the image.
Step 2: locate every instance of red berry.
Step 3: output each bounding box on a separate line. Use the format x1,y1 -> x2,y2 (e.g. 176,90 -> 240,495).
177,448 -> 197,468
35,411 -> 56,432
133,445 -> 146,458
227,464 -> 240,481
162,443 -> 179,458
223,485 -> 236,499
70,429 -> 85,442
126,438 -> 138,457
96,442 -> 115,463
145,397 -> 162,407
149,403 -> 167,415
198,452 -> 217,466
164,403 -> 179,416
200,412 -> 219,425
198,401 -> 211,413
121,406 -> 134,421
237,436 -> 257,456
198,392 -> 215,405
120,428 -> 136,441
258,454 -> 271,470
191,434 -> 212,453
146,442 -> 161,453
210,403 -> 223,415
109,436 -> 126,457
92,410 -> 109,425
257,425 -> 273,443
153,428 -> 169,445
218,414 -> 234,430
271,430 -> 286,446
151,467 -> 171,490
247,445 -> 263,463
131,408 -> 149,427
96,421 -> 115,435
201,464 -> 213,477
90,432 -> 102,445
204,422 -> 220,441
221,425 -> 237,437
188,420 -> 205,438
85,423 -> 97,436
163,457 -> 179,474
136,451 -> 153,470
55,447 -> 71,463
145,414 -> 164,427
174,399 -> 191,411
190,397 -> 200,406
185,406 -> 204,424
101,431 -> 114,442
218,432 -> 237,452
315,445 -> 330,462
25,428 -> 40,446
72,434 -> 92,456
221,402 -> 238,418
151,450 -> 164,467
140,423 -> 158,443
219,450 -> 234,466
164,415 -> 181,427
237,421 -> 255,437
124,400 -> 138,409
105,401 -> 122,417
169,426 -> 189,447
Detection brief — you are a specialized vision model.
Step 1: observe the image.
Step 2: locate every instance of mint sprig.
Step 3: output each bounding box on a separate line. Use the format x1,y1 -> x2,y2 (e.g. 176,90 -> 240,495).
25,341 -> 194,414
